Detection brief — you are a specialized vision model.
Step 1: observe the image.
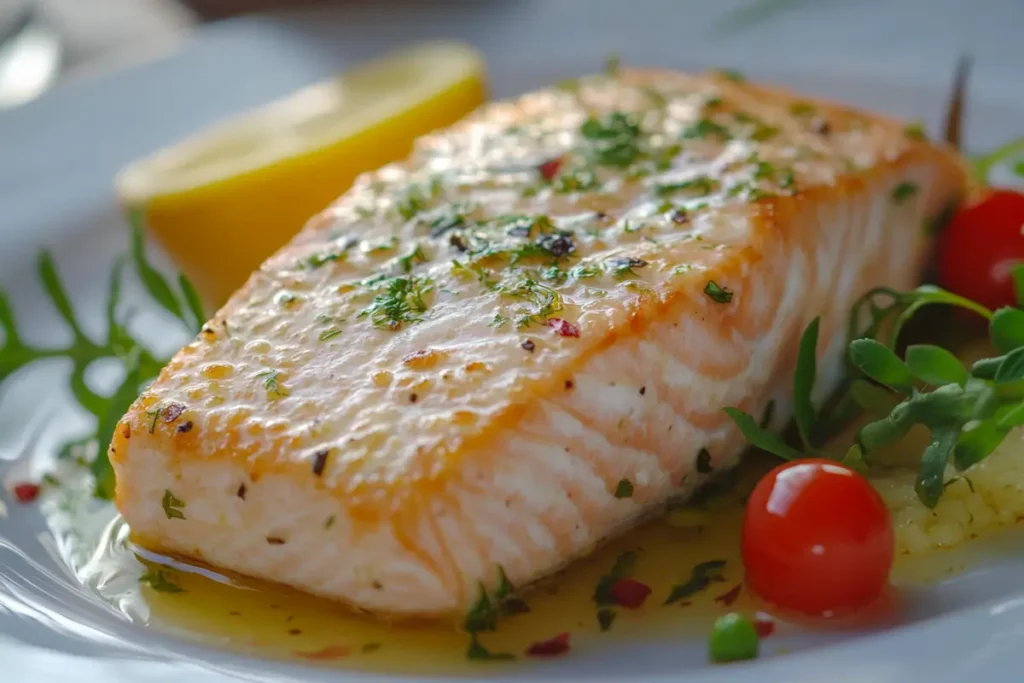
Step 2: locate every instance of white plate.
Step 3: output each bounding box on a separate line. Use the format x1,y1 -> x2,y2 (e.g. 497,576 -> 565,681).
3,2 -> 1024,681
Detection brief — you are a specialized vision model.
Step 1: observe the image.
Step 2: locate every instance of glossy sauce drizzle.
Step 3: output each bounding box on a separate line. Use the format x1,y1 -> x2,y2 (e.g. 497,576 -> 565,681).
33,454 -> 1024,675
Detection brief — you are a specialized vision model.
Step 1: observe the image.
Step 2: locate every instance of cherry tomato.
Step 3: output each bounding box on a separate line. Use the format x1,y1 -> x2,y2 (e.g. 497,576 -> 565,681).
742,459 -> 893,616
938,189 -> 1024,311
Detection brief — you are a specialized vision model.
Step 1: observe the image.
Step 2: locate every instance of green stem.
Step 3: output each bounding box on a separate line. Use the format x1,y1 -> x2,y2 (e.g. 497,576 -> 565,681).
973,138 -> 1024,184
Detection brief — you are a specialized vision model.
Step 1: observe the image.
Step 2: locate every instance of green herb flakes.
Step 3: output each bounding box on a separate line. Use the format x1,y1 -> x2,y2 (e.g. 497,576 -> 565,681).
161,489 -> 186,520
704,280 -> 733,304
656,176 -> 718,197
892,182 -> 919,203
904,121 -> 928,141
466,635 -> 516,661
664,559 -> 726,604
257,369 -> 290,398
465,587 -> 498,634
608,257 -> 649,279
570,264 -> 602,280
396,244 -> 429,273
681,119 -> 730,140
614,479 -> 634,498
715,68 -> 745,83
554,169 -> 601,193
358,276 -> 434,330
302,250 -> 346,270
580,111 -> 645,169
789,101 -> 816,117
139,569 -> 184,593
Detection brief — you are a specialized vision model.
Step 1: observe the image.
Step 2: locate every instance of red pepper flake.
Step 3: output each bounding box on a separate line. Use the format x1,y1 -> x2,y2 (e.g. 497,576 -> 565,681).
609,577 -> 652,609
295,644 -> 351,661
526,632 -> 571,658
754,616 -> 776,638
546,318 -> 579,338
538,157 -> 564,181
12,483 -> 40,503
714,583 -> 742,607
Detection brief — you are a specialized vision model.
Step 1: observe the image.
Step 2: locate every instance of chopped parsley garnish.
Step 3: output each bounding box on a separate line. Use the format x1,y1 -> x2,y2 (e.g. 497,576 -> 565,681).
715,68 -> 745,83
904,121 -> 928,141
541,265 -> 568,284
580,111 -> 645,168
554,169 -> 601,193
789,101 -> 816,117
396,244 -> 428,273
608,257 -> 649,279
358,276 -> 434,330
494,566 -> 530,616
145,404 -> 163,434
570,264 -> 602,280
892,182 -> 919,203
257,369 -> 290,398
593,550 -> 638,607
597,608 -> 616,631
614,479 -> 634,498
704,281 -> 733,303
681,119 -> 730,140
139,569 -> 184,593
655,176 -> 718,197
499,214 -> 548,238
302,249 -> 346,270
464,567 -> 528,636
428,207 -> 468,237
395,183 -> 438,220
466,635 -> 516,661
319,328 -> 343,341
161,489 -> 186,520
452,259 -> 496,287
752,160 -> 776,180
664,559 -> 727,604
495,276 -> 563,328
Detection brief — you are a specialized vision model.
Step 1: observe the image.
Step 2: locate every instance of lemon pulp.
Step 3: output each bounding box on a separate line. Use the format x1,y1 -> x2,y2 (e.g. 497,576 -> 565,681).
116,41 -> 487,306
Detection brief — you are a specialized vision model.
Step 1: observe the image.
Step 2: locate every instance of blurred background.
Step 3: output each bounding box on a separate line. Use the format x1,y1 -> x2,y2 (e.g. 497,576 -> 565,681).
2,0 -> 1024,109
3,0 -> 1024,110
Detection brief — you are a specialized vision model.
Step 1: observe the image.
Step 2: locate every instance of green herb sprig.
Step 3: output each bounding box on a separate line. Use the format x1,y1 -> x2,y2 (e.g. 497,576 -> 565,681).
0,218 -> 204,499
724,274 -> 1024,508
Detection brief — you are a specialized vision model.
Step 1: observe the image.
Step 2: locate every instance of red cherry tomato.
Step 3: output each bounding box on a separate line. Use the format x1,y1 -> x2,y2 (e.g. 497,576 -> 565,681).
742,459 -> 893,616
938,189 -> 1024,311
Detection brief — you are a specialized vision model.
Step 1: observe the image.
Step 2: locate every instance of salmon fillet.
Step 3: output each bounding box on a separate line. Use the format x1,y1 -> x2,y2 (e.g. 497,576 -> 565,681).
110,67 -> 967,618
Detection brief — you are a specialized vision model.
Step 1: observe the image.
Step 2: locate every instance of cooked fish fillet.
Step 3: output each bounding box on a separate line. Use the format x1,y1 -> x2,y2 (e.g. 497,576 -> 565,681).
111,67 -> 967,618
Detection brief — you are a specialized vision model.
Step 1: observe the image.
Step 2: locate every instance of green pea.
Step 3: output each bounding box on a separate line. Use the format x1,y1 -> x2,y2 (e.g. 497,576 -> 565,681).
709,612 -> 759,663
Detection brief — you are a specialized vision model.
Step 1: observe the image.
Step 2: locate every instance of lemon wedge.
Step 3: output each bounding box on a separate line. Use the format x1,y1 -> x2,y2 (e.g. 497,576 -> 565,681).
116,42 -> 486,306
